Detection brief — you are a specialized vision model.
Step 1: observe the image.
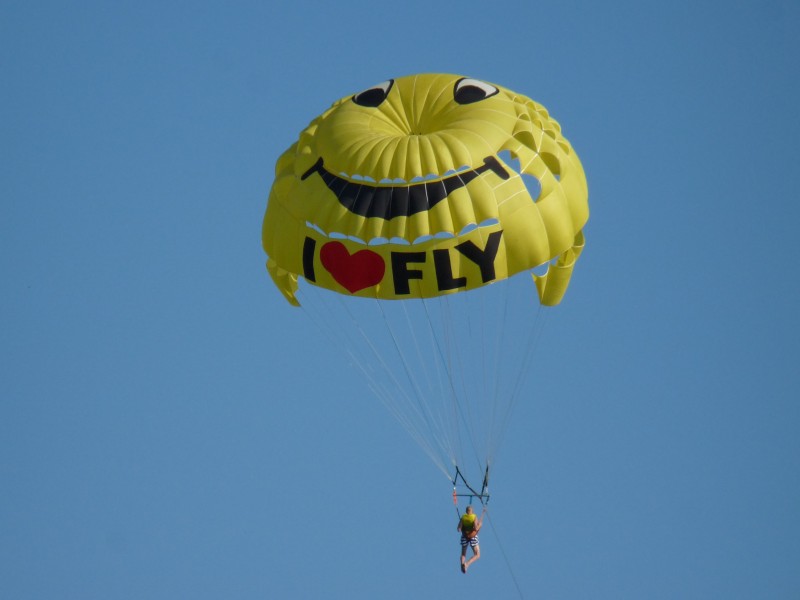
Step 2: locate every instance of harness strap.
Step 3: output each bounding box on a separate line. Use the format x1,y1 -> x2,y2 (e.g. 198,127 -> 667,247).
451,465 -> 491,507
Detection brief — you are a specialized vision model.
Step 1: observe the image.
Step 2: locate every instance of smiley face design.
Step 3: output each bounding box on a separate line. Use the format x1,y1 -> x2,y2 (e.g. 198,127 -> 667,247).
262,73 -> 588,305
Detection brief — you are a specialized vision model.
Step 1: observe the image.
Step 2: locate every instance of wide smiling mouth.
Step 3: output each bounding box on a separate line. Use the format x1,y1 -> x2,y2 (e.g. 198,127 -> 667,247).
301,155 -> 510,219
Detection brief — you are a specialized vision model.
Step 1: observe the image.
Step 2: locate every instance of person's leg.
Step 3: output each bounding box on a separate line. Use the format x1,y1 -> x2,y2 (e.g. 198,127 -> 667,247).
460,540 -> 468,572
465,542 -> 480,569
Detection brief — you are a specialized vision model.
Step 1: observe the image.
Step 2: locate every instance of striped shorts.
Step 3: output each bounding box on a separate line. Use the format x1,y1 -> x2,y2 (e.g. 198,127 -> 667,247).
460,534 -> 479,548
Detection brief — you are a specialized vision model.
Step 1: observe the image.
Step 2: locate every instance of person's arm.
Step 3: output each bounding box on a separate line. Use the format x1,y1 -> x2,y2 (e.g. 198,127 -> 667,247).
475,509 -> 486,532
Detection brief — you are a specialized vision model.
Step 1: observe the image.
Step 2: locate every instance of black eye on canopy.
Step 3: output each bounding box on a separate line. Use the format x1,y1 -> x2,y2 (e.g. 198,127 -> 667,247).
454,77 -> 499,104
352,79 -> 394,107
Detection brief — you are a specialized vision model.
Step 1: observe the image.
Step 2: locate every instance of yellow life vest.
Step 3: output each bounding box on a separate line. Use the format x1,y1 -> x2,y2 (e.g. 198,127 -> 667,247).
460,513 -> 477,532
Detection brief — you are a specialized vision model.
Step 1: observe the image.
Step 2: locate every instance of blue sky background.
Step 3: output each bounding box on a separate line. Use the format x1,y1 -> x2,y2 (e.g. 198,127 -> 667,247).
3,1 -> 799,598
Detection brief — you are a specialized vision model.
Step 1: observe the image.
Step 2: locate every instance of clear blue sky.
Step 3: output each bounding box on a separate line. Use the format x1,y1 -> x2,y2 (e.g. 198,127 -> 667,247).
3,1 -> 799,598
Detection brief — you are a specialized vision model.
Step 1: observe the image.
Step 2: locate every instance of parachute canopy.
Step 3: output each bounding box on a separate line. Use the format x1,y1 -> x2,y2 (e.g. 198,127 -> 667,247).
262,73 -> 588,307
261,74 -> 589,491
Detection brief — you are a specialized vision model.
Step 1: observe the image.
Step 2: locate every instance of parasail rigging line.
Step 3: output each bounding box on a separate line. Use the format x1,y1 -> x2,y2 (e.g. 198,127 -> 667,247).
485,508 -> 525,599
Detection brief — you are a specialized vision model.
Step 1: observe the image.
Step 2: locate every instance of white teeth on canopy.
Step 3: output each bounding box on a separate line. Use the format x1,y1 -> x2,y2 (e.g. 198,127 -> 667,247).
305,218 -> 500,247
338,164 -> 473,185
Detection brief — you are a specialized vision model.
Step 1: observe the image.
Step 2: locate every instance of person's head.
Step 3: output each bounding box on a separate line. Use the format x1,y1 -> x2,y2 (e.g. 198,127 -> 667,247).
465,505 -> 474,515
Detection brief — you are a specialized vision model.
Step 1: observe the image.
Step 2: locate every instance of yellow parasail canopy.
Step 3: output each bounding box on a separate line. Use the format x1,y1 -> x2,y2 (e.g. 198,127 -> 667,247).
262,73 -> 588,307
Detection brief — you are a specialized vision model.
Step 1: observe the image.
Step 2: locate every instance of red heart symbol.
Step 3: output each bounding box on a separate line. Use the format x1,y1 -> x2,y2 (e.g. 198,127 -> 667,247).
320,241 -> 386,293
